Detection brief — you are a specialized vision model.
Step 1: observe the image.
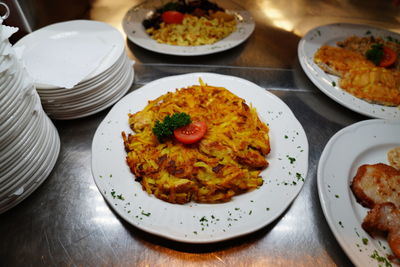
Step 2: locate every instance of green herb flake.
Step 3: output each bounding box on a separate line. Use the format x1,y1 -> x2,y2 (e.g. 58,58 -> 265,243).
332,81 -> 336,87
370,250 -> 392,267
117,194 -> 125,200
362,238 -> 368,245
199,216 -> 208,222
335,194 -> 339,198
141,211 -> 151,217
284,135 -> 288,139
286,155 -> 296,164
111,190 -> 116,199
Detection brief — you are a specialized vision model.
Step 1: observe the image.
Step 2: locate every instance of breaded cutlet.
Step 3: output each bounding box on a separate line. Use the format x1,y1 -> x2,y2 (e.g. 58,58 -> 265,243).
350,163 -> 400,209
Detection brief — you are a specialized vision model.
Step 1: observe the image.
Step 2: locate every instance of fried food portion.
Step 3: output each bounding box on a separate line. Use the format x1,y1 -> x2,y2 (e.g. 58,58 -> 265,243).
350,163 -> 400,209
362,202 -> 400,259
388,147 -> 400,170
122,81 -> 270,204
337,36 -> 400,70
146,14 -> 236,46
313,45 -> 375,77
340,67 -> 400,106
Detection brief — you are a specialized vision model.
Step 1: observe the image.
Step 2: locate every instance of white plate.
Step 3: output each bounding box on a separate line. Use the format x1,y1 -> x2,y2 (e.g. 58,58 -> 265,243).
298,23 -> 400,120
91,73 -> 309,243
317,119 -> 400,266
14,20 -> 124,89
47,65 -> 134,120
122,0 -> 255,56
0,115 -> 60,213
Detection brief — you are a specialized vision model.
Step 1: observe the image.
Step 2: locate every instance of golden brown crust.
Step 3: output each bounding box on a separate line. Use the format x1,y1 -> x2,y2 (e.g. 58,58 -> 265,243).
122,82 -> 270,204
350,163 -> 400,209
388,147 -> 400,170
362,202 -> 400,259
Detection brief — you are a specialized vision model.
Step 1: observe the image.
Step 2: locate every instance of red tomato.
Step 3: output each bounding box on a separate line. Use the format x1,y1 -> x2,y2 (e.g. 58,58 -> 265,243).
174,121 -> 207,144
161,11 -> 184,24
380,46 -> 397,67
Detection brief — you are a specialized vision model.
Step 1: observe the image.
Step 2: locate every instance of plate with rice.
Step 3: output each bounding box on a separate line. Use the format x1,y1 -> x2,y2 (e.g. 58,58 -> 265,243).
122,0 -> 255,56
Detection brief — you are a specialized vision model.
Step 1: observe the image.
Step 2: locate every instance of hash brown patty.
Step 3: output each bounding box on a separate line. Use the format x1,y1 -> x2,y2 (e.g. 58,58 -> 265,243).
122,81 -> 270,204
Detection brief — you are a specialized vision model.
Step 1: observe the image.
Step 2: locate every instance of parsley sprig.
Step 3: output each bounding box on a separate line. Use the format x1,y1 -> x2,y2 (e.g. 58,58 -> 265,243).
365,43 -> 384,65
152,112 -> 191,142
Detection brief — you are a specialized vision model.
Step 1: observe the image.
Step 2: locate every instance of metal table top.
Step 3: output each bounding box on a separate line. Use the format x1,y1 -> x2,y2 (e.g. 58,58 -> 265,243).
1,0 -> 399,266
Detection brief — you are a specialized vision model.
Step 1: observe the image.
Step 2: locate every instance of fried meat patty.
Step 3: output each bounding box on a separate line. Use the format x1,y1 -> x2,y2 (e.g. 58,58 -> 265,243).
362,202 -> 400,259
350,163 -> 400,209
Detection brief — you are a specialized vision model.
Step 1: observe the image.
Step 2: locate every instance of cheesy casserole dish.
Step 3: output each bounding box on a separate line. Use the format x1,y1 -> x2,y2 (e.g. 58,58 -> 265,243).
122,80 -> 270,204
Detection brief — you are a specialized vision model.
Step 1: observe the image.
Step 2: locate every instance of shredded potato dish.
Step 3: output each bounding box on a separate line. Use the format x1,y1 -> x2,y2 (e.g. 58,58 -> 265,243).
122,80 -> 270,204
146,14 -> 237,46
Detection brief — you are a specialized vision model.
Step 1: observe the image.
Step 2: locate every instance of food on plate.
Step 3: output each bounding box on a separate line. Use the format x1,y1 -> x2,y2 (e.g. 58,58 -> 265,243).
313,35 -> 400,107
362,202 -> 400,259
142,0 -> 237,46
337,36 -> 400,70
350,163 -> 400,209
339,67 -> 400,106
388,146 -> 400,170
350,149 -> 400,260
314,45 -> 375,77
122,80 -> 270,204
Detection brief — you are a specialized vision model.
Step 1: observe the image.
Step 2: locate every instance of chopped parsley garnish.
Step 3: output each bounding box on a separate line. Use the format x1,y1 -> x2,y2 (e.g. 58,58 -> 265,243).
199,216 -> 208,222
286,155 -> 296,164
365,43 -> 384,65
332,81 -> 336,87
371,250 -> 392,267
141,211 -> 151,217
152,112 -> 191,142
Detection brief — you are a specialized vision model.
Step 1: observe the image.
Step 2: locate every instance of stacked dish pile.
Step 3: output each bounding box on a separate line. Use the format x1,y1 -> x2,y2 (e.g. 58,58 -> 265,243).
0,20 -> 60,214
14,20 -> 135,120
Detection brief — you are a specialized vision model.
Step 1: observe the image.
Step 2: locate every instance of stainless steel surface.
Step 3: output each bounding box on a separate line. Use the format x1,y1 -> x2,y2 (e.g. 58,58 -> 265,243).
1,0 -> 399,266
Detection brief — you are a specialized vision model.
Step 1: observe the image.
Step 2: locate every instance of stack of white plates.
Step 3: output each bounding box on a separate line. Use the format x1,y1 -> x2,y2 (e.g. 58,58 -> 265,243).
0,21 -> 60,214
14,20 -> 134,120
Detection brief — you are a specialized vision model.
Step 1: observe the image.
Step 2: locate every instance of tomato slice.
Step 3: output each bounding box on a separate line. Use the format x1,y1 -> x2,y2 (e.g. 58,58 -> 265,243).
380,46 -> 397,67
174,121 -> 207,144
161,11 -> 184,24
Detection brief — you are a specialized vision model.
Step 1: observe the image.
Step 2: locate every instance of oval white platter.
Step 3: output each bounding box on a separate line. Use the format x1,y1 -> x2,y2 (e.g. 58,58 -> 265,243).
122,0 -> 255,56
318,119 -> 400,266
91,72 -> 309,243
298,23 -> 400,120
